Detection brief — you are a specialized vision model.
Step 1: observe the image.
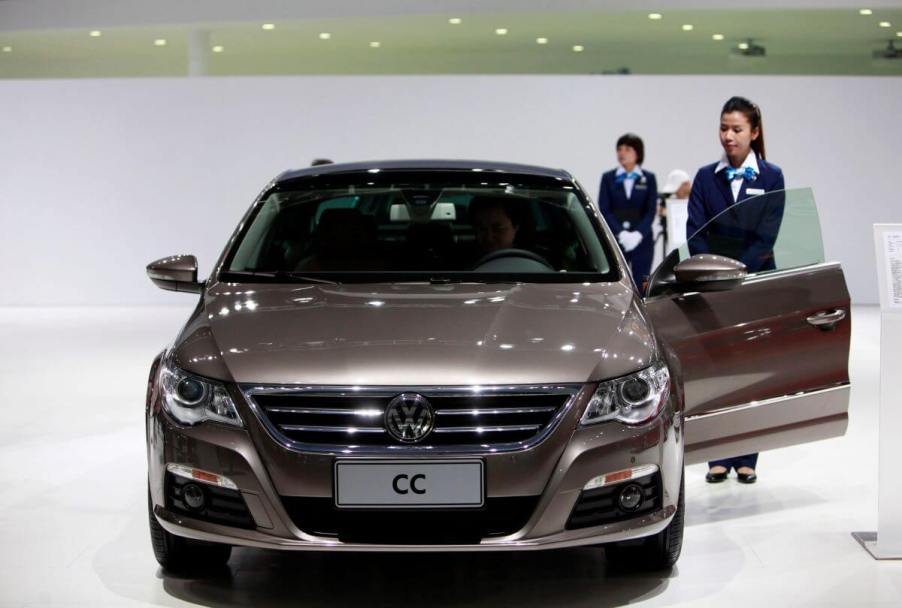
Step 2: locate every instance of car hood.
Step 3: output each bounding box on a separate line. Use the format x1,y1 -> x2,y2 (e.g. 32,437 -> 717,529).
174,280 -> 656,386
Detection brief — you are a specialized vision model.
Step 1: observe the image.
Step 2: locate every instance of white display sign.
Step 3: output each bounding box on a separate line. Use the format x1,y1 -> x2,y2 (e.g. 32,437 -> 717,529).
882,231 -> 902,309
855,224 -> 902,559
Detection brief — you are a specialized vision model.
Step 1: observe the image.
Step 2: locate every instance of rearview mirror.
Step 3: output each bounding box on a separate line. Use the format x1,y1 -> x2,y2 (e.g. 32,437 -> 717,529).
673,254 -> 746,292
146,255 -> 203,293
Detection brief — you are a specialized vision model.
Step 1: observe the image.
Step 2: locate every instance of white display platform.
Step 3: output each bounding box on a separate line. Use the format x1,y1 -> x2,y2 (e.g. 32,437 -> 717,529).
852,223 -> 902,559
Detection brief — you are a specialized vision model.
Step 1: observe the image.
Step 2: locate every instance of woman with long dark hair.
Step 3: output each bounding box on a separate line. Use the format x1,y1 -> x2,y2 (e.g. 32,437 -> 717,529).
687,96 -> 784,240
597,133 -> 658,293
688,96 -> 785,485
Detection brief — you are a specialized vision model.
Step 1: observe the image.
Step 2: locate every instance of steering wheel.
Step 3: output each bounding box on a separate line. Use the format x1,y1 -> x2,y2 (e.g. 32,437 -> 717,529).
472,248 -> 555,271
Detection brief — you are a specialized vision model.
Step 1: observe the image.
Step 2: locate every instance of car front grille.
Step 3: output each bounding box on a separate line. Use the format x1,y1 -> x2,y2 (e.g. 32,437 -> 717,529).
244,386 -> 578,451
280,496 -> 539,544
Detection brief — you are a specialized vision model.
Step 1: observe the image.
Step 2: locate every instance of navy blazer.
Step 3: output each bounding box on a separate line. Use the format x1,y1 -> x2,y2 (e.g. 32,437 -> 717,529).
597,169 -> 658,240
687,157 -> 786,273
687,157 -> 784,237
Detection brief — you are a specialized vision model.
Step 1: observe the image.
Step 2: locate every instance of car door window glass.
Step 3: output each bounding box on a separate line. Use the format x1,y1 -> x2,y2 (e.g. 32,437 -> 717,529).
647,188 -> 825,296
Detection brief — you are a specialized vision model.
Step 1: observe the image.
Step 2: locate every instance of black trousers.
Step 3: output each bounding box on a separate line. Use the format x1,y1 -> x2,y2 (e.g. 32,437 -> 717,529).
708,453 -> 758,471
624,238 -> 654,294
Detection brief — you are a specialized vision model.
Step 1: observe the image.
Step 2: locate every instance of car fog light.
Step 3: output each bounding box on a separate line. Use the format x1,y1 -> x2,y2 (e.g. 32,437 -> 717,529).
183,483 -> 206,510
618,484 -> 643,511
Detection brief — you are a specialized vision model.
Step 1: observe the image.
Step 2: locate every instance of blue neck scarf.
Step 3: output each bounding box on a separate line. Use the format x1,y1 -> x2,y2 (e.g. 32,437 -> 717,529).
615,171 -> 640,184
724,166 -> 758,182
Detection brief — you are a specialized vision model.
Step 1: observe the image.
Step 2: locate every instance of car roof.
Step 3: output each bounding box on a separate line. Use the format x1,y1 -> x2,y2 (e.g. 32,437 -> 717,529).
275,159 -> 573,183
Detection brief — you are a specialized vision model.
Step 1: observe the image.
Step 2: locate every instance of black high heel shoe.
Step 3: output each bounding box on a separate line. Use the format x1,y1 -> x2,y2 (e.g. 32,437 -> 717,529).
736,470 -> 757,484
705,469 -> 728,483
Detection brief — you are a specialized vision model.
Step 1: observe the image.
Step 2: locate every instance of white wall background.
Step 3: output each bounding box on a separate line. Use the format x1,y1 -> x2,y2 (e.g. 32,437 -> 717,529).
1,75 -> 899,305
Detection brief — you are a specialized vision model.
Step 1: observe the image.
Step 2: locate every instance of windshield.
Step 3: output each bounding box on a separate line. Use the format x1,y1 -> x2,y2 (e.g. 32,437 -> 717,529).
647,188 -> 825,296
222,171 -> 618,283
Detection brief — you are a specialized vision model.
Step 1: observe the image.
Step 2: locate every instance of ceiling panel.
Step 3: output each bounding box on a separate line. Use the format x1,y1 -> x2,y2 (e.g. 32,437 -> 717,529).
1,9 -> 900,78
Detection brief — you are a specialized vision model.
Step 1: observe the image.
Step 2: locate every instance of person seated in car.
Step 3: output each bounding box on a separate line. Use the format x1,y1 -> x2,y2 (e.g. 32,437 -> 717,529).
469,195 -> 524,256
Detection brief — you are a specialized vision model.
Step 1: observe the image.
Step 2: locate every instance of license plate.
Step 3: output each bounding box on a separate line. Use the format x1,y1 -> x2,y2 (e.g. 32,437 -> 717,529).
334,459 -> 484,508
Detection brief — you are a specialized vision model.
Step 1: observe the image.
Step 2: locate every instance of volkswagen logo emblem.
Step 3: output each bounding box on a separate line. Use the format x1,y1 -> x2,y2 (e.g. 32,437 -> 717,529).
385,393 -> 435,443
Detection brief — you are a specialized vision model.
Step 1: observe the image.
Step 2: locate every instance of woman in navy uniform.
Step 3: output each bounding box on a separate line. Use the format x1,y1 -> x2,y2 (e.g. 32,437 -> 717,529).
598,133 -> 658,294
689,96 -> 785,485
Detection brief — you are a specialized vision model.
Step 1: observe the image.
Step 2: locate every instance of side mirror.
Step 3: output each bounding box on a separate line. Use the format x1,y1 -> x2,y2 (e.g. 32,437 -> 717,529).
146,255 -> 203,294
673,254 -> 746,292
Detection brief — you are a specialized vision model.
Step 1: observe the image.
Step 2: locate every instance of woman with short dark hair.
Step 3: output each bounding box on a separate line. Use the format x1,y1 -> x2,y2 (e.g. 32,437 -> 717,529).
597,133 -> 658,293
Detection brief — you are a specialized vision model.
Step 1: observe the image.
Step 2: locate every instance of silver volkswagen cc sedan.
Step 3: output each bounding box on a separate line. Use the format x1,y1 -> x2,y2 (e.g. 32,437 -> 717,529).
145,160 -> 851,573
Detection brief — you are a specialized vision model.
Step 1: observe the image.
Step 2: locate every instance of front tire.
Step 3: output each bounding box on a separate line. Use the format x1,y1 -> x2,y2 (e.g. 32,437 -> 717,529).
605,471 -> 684,570
148,490 -> 232,574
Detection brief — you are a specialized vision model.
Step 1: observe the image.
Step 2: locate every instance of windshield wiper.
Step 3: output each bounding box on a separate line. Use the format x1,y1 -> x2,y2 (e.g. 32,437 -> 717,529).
219,270 -> 341,285
272,272 -> 341,285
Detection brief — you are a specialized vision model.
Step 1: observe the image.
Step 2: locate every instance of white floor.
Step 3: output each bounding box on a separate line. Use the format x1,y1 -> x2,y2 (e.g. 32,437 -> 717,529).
0,305 -> 899,607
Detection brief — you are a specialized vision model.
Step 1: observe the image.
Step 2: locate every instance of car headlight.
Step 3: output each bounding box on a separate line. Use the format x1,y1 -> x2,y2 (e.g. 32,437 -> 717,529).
160,360 -> 243,427
580,362 -> 670,426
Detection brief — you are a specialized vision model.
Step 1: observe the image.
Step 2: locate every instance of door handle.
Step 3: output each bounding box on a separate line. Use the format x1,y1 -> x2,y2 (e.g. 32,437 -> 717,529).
806,308 -> 846,330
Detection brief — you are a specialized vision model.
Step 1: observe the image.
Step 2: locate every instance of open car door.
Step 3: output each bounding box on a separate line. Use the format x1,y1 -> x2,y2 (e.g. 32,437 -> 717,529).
644,188 -> 851,465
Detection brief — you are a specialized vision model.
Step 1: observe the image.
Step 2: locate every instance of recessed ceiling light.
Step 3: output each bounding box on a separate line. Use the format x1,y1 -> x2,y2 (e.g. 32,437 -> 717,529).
897,31 -> 902,37
89,30 -> 102,38
879,21 -> 892,28
536,37 -> 548,45
154,39 -> 167,47
319,32 -> 331,40
262,23 -> 275,30
712,34 -> 725,41
495,28 -> 508,35
212,45 -> 224,53
2,46 -> 11,53
449,17 -> 462,25
648,13 -> 663,20
370,41 -> 381,48
572,45 -> 584,52
738,42 -> 750,50
681,24 -> 694,31
860,9 -> 873,16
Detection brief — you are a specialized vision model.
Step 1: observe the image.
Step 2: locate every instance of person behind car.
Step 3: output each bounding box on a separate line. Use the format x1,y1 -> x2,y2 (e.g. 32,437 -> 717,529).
687,97 -> 786,275
654,169 -> 692,261
597,133 -> 658,294
662,169 -> 692,200
688,95 -> 785,485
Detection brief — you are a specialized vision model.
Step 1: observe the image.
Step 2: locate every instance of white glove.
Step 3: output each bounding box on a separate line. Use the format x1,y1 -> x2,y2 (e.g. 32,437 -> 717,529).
617,230 -> 643,253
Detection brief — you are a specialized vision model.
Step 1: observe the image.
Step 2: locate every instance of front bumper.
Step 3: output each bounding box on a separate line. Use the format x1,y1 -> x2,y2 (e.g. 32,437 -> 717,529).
153,502 -> 676,552
147,384 -> 683,551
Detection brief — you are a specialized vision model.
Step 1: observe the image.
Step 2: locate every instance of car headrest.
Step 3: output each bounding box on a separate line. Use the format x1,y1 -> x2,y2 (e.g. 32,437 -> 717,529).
317,208 -> 367,228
